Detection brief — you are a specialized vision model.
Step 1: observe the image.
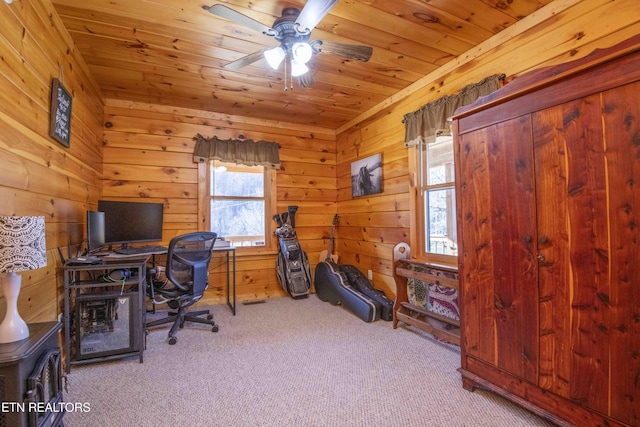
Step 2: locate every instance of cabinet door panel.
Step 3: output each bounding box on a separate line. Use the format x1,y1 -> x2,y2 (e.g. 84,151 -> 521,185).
458,115 -> 538,383
533,95 -> 610,414
602,81 -> 640,425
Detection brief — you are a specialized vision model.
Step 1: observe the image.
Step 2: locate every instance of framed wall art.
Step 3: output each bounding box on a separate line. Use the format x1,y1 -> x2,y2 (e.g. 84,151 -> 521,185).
351,153 -> 382,197
49,78 -> 72,147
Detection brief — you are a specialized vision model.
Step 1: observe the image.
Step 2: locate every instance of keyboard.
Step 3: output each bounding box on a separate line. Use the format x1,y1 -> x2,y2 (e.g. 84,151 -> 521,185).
114,245 -> 168,255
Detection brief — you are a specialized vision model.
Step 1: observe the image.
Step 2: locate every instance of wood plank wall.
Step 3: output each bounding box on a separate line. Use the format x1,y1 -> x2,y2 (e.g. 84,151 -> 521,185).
335,0 -> 640,298
0,0 -> 104,322
2,0 -> 639,319
102,99 -> 337,304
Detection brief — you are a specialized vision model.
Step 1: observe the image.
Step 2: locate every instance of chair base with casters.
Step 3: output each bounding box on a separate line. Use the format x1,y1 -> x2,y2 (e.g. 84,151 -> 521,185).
146,298 -> 219,345
145,231 -> 220,345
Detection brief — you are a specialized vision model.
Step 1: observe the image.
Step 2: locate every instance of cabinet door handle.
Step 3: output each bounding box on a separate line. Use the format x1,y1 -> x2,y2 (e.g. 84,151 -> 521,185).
539,236 -> 548,244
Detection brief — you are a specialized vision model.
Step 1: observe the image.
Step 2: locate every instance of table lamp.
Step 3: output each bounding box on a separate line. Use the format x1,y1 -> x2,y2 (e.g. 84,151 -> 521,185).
0,216 -> 47,343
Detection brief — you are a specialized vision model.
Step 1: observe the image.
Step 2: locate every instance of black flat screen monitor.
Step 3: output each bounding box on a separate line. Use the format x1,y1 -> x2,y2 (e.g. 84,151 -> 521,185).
86,210 -> 105,252
97,200 -> 164,247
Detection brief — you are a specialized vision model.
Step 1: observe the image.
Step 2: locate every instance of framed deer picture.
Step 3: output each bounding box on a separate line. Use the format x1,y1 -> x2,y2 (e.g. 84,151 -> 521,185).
351,153 -> 382,197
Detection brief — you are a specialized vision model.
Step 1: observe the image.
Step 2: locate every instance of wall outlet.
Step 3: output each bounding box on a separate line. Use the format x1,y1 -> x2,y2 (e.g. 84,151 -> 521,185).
367,269 -> 373,280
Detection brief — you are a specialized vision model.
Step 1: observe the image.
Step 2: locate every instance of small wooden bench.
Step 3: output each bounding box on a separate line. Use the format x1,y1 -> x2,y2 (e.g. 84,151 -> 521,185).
392,243 -> 460,345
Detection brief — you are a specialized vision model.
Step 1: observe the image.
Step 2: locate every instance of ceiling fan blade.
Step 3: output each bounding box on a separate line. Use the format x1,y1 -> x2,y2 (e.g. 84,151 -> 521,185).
297,72 -> 315,88
317,41 -> 373,62
208,4 -> 272,35
224,49 -> 266,71
295,0 -> 339,33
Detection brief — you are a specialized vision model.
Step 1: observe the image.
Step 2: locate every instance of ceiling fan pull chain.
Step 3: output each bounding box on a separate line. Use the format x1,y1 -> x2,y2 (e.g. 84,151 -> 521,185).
283,56 -> 288,91
289,55 -> 294,91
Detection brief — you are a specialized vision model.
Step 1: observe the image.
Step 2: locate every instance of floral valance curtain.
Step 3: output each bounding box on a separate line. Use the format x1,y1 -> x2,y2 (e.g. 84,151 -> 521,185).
193,134 -> 281,169
403,74 -> 503,147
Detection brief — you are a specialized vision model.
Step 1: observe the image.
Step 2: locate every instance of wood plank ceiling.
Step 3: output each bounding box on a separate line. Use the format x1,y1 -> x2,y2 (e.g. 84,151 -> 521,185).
51,0 -> 554,130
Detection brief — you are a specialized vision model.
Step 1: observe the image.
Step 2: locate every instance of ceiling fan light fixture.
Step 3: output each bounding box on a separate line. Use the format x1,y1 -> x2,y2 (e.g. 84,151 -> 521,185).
292,42 -> 313,64
264,46 -> 286,70
291,60 -> 309,77
210,2 -> 372,88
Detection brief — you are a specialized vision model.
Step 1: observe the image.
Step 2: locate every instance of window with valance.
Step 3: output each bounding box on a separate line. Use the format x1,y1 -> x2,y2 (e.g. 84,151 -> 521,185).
404,74 -> 503,264
193,134 -> 279,251
193,134 -> 281,169
403,74 -> 503,147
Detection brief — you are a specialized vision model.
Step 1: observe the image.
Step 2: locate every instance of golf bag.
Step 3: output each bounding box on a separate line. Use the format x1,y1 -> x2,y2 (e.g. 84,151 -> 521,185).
274,206 -> 311,299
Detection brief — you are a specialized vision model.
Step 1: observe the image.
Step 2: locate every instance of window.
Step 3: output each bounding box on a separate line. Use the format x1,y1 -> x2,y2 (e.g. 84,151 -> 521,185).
404,77 -> 502,264
415,135 -> 458,263
204,160 -> 276,249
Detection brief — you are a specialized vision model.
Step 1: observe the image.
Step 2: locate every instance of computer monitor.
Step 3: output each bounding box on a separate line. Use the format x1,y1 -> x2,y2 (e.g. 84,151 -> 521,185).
86,210 -> 105,252
97,200 -> 164,247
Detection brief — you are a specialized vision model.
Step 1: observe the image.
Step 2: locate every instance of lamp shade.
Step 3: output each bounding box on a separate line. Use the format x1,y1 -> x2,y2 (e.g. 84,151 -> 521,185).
292,42 -> 313,64
264,46 -> 286,70
291,60 -> 309,77
0,216 -> 47,273
0,216 -> 46,343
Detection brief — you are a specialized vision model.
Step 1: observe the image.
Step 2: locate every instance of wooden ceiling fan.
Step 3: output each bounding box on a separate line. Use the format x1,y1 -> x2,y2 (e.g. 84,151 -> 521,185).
207,0 -> 373,88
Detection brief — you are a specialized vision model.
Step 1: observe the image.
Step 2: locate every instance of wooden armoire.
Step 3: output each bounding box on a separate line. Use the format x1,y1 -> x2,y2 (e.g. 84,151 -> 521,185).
452,36 -> 640,427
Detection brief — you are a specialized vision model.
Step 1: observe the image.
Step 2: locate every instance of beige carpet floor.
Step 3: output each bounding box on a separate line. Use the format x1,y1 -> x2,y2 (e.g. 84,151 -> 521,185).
63,296 -> 554,426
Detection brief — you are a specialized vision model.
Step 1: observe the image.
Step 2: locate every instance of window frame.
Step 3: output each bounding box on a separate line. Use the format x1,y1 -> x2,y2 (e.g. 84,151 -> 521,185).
198,161 -> 277,254
409,135 -> 458,267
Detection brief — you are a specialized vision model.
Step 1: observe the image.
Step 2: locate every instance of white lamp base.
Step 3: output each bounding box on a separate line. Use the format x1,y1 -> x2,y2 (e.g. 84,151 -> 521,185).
0,272 -> 29,343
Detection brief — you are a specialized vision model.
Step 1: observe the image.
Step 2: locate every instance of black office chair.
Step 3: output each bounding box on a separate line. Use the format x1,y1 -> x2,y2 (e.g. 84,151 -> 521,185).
146,232 -> 219,345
